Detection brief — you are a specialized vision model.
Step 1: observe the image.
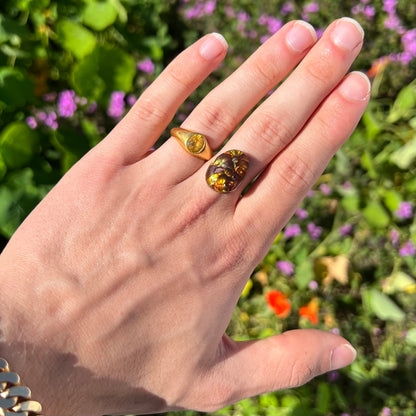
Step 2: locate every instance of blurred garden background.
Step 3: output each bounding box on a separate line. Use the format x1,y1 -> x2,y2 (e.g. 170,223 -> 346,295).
0,0 -> 415,415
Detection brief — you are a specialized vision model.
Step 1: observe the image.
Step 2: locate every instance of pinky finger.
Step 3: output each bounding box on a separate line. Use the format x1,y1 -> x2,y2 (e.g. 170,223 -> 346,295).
98,33 -> 228,165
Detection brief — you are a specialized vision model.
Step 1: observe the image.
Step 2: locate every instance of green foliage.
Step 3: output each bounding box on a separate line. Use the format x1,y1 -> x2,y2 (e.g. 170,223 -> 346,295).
72,45 -> 136,102
1,0 -> 416,415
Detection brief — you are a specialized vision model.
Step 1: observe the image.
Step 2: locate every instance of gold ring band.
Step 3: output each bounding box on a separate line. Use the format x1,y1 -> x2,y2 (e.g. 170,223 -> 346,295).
171,128 -> 213,161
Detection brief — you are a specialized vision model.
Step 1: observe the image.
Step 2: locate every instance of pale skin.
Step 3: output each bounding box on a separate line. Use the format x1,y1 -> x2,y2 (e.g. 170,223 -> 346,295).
0,18 -> 370,415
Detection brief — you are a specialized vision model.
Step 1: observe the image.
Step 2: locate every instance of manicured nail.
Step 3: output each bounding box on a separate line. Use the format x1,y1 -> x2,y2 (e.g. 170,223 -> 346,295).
331,17 -> 364,51
286,21 -> 317,52
330,344 -> 357,371
339,71 -> 371,101
199,33 -> 228,60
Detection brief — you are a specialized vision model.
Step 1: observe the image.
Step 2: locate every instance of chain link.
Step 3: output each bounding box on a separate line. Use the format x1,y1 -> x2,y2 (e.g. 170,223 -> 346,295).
0,358 -> 42,416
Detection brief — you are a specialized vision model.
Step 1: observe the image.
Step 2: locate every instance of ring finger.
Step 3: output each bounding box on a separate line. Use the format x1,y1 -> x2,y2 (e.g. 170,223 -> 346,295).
152,20 -> 318,181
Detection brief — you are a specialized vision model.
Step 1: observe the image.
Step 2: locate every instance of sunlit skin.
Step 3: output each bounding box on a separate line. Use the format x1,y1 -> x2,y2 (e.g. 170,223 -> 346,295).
1,18 -> 369,415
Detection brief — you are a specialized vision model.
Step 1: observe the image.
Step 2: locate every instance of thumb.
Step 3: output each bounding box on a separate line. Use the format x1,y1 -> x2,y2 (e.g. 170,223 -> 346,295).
203,329 -> 356,411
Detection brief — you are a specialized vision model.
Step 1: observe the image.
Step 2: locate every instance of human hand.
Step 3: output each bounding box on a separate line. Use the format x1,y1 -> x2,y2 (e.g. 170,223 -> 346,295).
0,18 -> 369,416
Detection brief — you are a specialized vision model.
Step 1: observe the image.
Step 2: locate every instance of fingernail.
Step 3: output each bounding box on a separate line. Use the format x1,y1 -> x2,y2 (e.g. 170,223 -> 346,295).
331,17 -> 364,51
330,344 -> 357,370
286,21 -> 317,52
199,33 -> 228,60
339,71 -> 371,101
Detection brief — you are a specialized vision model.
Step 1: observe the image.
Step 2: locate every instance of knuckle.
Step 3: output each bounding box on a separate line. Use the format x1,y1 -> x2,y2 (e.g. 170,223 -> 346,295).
277,152 -> 315,195
250,53 -> 282,84
132,93 -> 170,125
198,100 -> 237,136
214,226 -> 249,275
304,50 -> 335,85
167,63 -> 195,89
250,112 -> 293,151
288,361 -> 315,387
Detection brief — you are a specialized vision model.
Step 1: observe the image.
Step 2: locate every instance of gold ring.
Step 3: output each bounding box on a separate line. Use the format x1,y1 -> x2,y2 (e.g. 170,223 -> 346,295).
171,127 -> 213,161
206,150 -> 249,193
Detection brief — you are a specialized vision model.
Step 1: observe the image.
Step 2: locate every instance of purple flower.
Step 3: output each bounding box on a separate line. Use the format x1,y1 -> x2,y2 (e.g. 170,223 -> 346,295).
87,102 -> 97,114
126,94 -> 137,106
237,11 -> 250,23
320,183 -> 332,195
37,111 -> 47,121
276,260 -> 295,276
402,29 -> 416,60
307,222 -> 322,240
266,17 -> 283,35
258,14 -> 268,25
399,240 -> 416,257
25,116 -> 37,129
373,327 -> 382,336
204,0 -> 216,15
107,91 -> 125,118
260,35 -> 270,44
363,5 -> 376,19
343,181 -> 352,189
184,3 -> 204,19
327,370 -> 340,382
296,208 -> 308,220
281,2 -> 294,16
384,14 -> 401,30
316,28 -> 324,39
308,280 -> 318,290
137,58 -> 155,74
225,5 -> 235,17
284,224 -> 301,239
303,2 -> 319,13
381,407 -> 392,416
395,201 -> 413,219
44,112 -> 58,130
390,229 -> 400,246
306,190 -> 315,197
382,0 -> 397,14
43,92 -> 56,102
339,223 -> 353,236
57,90 -> 77,118
331,328 -> 340,335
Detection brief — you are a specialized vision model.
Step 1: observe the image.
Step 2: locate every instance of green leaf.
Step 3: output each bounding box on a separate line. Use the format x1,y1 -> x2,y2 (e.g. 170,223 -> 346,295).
0,152 -> 6,181
367,289 -> 405,322
56,19 -> 97,59
0,122 -> 39,169
382,189 -> 402,212
82,0 -> 118,31
388,82 -> 416,123
295,259 -> 314,290
361,150 -> 376,179
390,137 -> 416,169
362,110 -> 382,140
72,45 -> 136,102
0,169 -> 42,238
363,201 -> 389,228
341,194 -> 359,213
316,382 -> 331,415
406,328 -> 416,347
383,271 -> 416,295
0,68 -> 34,108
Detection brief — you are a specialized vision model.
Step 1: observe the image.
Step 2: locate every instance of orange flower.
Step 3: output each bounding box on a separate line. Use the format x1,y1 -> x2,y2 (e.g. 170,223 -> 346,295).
266,290 -> 291,318
366,57 -> 389,78
299,298 -> 319,325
